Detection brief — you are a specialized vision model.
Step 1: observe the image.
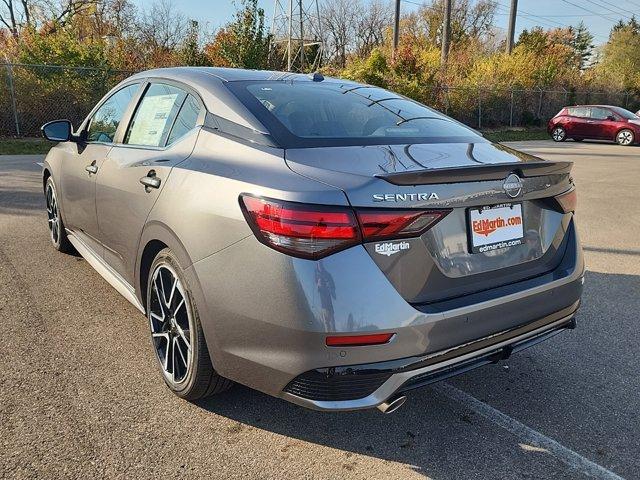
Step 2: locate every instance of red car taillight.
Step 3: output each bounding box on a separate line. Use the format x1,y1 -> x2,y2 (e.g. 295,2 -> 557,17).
555,188 -> 577,213
326,333 -> 395,347
240,194 -> 451,259
357,209 -> 449,241
240,195 -> 360,259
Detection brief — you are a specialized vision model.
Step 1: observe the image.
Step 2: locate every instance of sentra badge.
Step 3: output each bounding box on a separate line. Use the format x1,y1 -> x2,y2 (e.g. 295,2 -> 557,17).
373,193 -> 439,202
374,241 -> 411,257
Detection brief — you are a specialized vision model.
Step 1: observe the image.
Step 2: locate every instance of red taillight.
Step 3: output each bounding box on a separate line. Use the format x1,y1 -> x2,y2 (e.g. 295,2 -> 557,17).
555,188 -> 577,213
356,209 -> 450,241
326,333 -> 395,347
240,195 -> 360,259
240,194 -> 450,259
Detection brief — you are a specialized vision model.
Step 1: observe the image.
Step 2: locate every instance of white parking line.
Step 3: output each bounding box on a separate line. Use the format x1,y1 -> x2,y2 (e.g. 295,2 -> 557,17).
35,162 -> 43,167
435,383 -> 624,480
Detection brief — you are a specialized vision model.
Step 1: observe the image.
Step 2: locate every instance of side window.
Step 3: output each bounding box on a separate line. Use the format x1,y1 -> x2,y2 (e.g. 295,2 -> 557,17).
167,95 -> 202,145
568,107 -> 588,118
590,107 -> 611,120
86,84 -> 139,143
124,84 -> 187,147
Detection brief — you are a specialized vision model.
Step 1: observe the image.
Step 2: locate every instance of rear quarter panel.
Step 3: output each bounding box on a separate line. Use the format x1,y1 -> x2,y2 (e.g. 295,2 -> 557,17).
144,128 -> 349,268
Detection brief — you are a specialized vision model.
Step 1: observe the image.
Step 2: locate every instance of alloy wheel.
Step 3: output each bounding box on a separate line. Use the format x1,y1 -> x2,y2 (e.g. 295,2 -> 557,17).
148,264 -> 194,385
45,183 -> 60,245
617,130 -> 633,146
552,127 -> 566,141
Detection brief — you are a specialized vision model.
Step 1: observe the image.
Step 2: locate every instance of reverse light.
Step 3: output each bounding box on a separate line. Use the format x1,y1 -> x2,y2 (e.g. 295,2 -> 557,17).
326,333 -> 395,347
240,194 -> 451,259
555,188 -> 577,213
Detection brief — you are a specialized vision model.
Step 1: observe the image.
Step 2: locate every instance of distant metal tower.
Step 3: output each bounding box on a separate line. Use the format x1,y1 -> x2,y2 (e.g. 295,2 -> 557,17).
270,0 -> 323,72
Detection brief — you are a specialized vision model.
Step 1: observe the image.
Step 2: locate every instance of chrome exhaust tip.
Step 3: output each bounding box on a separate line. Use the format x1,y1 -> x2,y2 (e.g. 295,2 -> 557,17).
376,395 -> 407,414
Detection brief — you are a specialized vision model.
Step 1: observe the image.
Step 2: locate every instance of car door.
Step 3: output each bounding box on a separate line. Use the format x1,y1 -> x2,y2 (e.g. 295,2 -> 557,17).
565,107 -> 590,137
585,107 -> 611,138
95,82 -> 204,284
59,83 -> 141,253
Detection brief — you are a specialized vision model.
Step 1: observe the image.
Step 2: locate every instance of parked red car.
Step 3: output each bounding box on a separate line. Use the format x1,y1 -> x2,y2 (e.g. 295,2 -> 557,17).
548,105 -> 640,146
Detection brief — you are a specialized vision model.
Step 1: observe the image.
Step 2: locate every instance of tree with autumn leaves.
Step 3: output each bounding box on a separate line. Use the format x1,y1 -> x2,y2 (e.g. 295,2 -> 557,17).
1,0 -> 639,120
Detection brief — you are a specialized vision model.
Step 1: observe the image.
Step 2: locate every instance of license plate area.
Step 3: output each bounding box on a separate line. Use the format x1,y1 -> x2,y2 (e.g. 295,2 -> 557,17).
468,203 -> 524,253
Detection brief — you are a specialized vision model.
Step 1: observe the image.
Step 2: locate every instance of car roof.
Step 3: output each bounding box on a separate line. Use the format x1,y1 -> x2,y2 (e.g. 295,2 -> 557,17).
566,105 -> 615,108
129,66 -> 347,83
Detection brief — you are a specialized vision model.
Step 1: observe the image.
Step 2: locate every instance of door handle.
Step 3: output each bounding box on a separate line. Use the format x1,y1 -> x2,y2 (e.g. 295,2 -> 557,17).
140,170 -> 161,191
85,164 -> 98,174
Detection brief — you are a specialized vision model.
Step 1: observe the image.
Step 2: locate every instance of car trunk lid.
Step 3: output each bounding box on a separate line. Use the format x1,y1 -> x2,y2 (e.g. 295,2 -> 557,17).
285,141 -> 574,305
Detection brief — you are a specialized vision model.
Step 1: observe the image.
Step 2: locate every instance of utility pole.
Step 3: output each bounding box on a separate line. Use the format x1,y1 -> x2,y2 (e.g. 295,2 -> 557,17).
506,0 -> 518,53
392,0 -> 400,56
441,0 -> 452,65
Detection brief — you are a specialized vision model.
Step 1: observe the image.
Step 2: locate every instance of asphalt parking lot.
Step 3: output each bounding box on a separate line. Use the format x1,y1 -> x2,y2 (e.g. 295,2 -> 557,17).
1,139 -> 638,479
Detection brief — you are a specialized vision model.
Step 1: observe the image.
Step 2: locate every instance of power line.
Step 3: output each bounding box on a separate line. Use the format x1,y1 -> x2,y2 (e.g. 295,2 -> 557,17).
495,3 -> 568,30
402,0 -> 612,43
583,0 -> 636,19
494,12 -> 616,17
558,0 -> 620,23
496,2 -> 610,41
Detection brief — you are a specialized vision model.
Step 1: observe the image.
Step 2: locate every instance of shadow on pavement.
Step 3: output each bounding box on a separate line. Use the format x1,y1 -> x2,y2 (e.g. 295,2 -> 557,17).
0,186 -> 45,214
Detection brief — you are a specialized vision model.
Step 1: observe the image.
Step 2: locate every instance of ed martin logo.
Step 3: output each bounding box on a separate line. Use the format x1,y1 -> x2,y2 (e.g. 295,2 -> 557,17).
375,241 -> 411,257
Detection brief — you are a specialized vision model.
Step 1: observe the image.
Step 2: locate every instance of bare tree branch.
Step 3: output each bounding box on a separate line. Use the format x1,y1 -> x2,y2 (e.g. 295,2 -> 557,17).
138,0 -> 188,51
0,0 -> 19,35
321,0 -> 363,67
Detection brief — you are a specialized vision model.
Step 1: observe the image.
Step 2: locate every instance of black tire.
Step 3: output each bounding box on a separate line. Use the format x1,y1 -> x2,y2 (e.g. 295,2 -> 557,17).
615,129 -> 634,146
45,177 -> 74,253
146,248 -> 232,400
551,126 -> 566,142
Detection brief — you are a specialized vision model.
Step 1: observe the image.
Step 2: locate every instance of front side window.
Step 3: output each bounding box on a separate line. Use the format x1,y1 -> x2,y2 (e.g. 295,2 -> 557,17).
229,81 -> 479,148
125,84 -> 188,147
86,84 -> 139,143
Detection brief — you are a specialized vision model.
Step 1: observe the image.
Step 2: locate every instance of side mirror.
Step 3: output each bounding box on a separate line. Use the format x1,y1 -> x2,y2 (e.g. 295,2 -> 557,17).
606,115 -> 616,121
41,120 -> 73,142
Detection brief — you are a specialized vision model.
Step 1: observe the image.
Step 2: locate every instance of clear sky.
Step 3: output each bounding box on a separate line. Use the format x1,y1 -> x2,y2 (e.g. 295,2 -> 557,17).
134,0 -> 640,46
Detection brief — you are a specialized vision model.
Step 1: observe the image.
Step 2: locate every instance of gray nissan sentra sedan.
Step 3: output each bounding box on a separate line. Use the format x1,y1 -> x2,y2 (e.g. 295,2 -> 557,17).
40,67 -> 584,413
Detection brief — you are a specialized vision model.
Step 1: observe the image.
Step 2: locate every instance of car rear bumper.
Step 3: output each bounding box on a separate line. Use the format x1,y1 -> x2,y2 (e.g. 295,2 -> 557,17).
187,218 -> 584,410
282,304 -> 578,411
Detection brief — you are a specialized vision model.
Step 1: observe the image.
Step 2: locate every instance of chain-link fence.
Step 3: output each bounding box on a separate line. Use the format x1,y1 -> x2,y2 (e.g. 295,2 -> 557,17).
1,63 -> 133,137
1,62 -> 639,137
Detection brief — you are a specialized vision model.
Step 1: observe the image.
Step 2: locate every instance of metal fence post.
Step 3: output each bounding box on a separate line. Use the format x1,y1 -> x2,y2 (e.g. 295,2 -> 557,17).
537,87 -> 543,120
509,89 -> 514,128
444,86 -> 449,115
5,62 -> 21,137
477,88 -> 482,130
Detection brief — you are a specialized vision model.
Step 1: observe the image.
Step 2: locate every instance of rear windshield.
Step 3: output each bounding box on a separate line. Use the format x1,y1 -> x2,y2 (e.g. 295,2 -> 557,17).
226,81 -> 482,148
610,106 -> 638,119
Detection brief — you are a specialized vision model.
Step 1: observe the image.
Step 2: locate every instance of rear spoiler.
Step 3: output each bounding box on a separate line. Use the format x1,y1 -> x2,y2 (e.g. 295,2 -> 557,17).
377,161 -> 572,186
